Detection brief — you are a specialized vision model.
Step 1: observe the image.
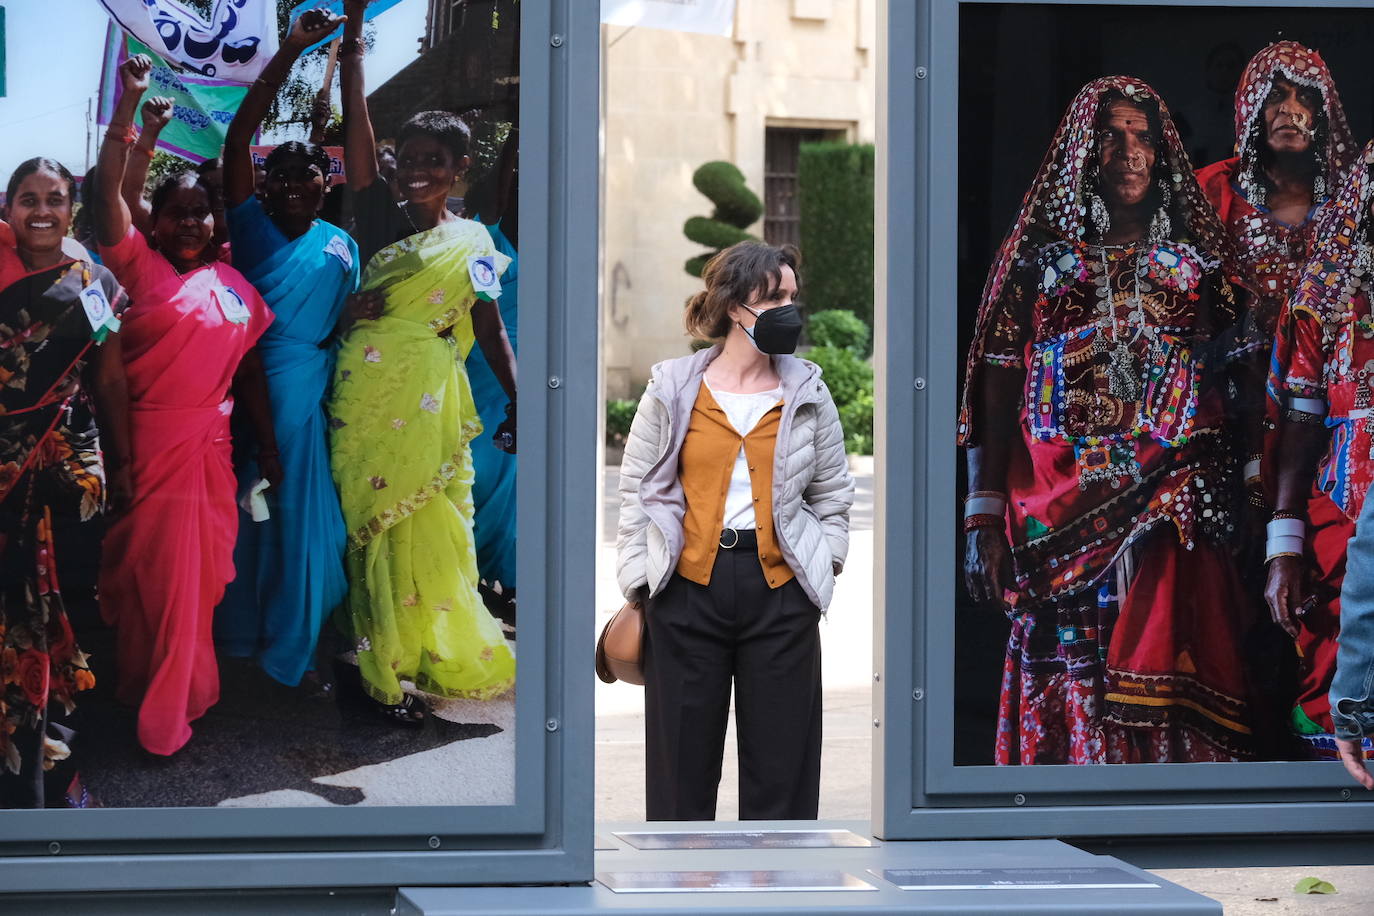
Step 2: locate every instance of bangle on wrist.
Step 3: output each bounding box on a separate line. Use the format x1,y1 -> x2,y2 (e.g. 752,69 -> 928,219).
964,493 -> 1007,518
340,37 -> 363,55
1284,407 -> 1325,426
964,514 -> 1003,533
1243,456 -> 1262,483
1266,517 -> 1306,560
105,125 -> 138,145
1265,551 -> 1303,563
1266,537 -> 1305,557
133,144 -> 155,159
1270,510 -> 1304,521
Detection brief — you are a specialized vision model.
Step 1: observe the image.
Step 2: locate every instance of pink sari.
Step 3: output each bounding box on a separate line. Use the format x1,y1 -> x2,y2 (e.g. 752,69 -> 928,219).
97,227 -> 272,756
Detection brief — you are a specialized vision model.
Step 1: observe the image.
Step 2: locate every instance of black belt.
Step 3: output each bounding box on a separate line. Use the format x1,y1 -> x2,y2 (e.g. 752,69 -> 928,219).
719,527 -> 758,549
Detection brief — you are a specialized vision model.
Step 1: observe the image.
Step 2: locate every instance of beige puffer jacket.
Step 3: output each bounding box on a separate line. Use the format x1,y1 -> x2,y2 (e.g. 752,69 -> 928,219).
616,346 -> 854,611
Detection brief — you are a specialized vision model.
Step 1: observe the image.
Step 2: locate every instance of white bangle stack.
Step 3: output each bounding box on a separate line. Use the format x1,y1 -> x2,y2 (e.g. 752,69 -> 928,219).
1243,458 -> 1262,482
964,492 -> 1008,518
1265,517 -> 1306,563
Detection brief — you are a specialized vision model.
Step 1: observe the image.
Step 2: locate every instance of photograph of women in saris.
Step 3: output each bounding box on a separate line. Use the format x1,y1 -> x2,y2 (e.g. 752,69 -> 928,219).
328,0 -> 517,727
0,158 -> 131,807
0,0 -> 522,808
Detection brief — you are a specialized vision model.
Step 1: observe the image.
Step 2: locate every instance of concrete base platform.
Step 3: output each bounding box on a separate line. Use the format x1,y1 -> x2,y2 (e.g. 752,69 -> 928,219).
397,820 -> 1220,914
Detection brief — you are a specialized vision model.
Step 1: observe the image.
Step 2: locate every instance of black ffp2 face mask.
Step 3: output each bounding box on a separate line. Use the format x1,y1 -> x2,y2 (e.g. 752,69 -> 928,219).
740,303 -> 804,354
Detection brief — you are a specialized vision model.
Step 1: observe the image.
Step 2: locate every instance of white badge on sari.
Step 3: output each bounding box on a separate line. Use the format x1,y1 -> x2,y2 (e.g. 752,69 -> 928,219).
324,235 -> 353,271
79,280 -> 121,344
213,286 -> 253,325
468,254 -> 502,302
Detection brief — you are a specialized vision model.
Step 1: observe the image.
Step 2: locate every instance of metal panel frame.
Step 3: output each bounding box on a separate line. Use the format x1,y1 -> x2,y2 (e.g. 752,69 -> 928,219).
876,0 -> 1374,840
0,0 -> 597,890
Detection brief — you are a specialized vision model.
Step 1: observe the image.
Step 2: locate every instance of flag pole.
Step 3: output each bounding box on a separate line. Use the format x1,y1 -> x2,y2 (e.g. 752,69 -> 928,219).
85,96 -> 93,174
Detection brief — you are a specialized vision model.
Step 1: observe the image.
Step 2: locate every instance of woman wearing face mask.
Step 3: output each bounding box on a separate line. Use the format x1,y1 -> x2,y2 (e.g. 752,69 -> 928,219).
211,9 -> 358,690
0,157 -> 132,806
616,240 -> 854,820
329,0 -> 517,725
94,54 -> 278,757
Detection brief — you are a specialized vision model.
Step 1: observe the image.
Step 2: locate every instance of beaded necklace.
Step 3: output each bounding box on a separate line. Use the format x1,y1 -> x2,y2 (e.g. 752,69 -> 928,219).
1093,244 -> 1153,402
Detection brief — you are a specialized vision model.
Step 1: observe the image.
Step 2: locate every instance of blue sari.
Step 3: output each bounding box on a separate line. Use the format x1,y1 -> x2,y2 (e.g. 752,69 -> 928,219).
217,197 -> 358,685
464,218 -> 518,589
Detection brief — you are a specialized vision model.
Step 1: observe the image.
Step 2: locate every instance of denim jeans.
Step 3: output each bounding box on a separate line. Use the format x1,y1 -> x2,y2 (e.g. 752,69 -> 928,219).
1332,491 -> 1374,740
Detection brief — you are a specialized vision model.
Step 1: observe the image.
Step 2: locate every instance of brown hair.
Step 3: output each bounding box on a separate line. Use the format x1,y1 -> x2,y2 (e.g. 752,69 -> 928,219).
684,241 -> 801,340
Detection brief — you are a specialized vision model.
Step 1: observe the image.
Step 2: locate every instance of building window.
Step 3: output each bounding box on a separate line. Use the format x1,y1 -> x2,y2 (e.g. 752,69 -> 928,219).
763,127 -> 834,247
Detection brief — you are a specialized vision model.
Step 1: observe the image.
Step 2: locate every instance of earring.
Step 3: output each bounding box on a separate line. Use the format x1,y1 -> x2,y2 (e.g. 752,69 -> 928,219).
1156,177 -> 1172,210
1089,193 -> 1111,239
1239,135 -> 1266,207
1147,207 -> 1172,245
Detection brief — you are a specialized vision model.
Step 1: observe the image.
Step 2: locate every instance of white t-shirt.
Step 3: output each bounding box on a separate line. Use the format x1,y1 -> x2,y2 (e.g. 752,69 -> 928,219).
707,380 -> 783,530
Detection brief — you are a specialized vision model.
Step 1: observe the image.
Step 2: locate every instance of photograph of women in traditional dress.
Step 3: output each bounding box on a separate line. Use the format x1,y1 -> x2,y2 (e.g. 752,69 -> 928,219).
960,77 -> 1254,765
955,4 -> 1374,766
0,0 -> 522,808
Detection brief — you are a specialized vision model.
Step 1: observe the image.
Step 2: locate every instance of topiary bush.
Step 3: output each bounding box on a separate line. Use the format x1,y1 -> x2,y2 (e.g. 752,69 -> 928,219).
807,309 -> 870,356
798,142 -> 874,325
805,344 -> 874,456
683,161 -> 762,277
684,216 -> 754,252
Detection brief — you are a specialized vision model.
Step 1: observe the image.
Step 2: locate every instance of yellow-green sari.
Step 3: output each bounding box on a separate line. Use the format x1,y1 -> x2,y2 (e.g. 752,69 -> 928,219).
329,218 -> 514,704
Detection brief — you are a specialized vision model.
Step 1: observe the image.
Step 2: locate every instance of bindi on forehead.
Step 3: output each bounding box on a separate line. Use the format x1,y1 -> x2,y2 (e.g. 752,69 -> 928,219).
1106,102 -> 1148,124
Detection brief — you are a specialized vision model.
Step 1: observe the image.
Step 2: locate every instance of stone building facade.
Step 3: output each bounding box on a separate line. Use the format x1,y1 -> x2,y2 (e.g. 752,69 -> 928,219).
602,0 -> 877,397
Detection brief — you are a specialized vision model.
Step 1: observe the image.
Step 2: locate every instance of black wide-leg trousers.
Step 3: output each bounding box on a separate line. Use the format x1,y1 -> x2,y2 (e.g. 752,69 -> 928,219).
643,539 -> 822,821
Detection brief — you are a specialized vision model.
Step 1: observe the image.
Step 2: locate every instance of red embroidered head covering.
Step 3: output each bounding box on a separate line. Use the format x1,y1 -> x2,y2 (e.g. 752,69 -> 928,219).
1286,140 -> 1374,327
1232,41 -> 1354,205
958,76 -> 1234,446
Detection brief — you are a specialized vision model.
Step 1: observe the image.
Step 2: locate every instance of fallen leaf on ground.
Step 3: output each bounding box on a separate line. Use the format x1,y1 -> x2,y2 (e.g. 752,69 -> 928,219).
1294,877 -> 1338,895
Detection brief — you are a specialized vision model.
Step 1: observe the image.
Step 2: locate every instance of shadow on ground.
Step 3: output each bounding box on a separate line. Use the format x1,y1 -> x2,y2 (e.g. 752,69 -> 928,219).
73,614 -> 501,808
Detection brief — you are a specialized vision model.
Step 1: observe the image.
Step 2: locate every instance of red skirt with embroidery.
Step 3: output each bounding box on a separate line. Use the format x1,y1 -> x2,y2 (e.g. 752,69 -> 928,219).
1285,489 -> 1356,758
995,419 -> 1255,764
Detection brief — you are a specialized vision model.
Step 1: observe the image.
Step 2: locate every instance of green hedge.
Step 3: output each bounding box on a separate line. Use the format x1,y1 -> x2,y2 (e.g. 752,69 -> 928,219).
798,142 -> 874,326
805,344 -> 874,456
606,398 -> 638,447
806,308 -> 870,355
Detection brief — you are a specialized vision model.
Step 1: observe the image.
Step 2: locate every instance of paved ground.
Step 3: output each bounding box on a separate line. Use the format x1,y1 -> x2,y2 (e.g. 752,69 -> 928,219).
77,653 -> 514,808
596,461 -> 1374,911
61,530 -> 516,808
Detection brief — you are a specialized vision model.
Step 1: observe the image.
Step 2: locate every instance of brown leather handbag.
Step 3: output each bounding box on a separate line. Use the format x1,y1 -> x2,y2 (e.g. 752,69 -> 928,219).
595,600 -> 645,685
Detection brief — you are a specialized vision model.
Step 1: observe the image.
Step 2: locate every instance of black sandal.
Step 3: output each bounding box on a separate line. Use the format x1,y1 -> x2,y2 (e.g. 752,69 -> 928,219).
369,693 -> 427,728
332,660 -> 427,727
